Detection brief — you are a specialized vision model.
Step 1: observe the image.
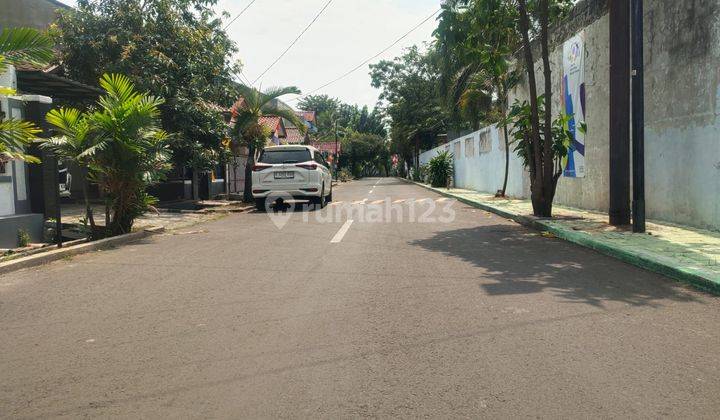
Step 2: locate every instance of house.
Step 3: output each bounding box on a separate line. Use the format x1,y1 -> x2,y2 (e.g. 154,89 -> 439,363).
259,116 -> 287,145
0,0 -> 102,248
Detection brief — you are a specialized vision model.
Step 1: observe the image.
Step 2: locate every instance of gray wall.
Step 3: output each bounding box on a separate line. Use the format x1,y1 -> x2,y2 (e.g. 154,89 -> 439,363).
0,0 -> 68,30
0,213 -> 43,248
506,0 -> 719,230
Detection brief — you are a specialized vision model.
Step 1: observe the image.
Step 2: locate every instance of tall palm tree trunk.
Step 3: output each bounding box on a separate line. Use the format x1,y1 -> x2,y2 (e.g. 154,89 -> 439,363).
501,118 -> 510,197
81,174 -> 96,238
243,144 -> 255,202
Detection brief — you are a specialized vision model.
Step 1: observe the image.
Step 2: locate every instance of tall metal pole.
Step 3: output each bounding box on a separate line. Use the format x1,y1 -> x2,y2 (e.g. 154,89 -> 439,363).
631,0 -> 646,233
609,0 -> 631,226
334,120 -> 338,181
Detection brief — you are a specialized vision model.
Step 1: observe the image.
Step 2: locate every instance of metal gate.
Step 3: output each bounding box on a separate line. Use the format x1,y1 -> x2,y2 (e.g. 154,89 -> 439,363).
227,155 -> 247,194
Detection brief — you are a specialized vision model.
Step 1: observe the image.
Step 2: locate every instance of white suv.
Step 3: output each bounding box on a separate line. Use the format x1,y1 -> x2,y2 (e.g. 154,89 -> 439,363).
251,145 -> 333,211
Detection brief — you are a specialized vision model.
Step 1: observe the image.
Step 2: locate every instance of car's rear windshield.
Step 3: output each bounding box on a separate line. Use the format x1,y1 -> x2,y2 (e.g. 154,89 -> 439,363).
258,149 -> 311,164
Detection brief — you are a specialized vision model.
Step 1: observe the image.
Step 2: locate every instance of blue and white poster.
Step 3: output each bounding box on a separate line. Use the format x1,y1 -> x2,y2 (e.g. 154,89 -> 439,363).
561,31 -> 586,178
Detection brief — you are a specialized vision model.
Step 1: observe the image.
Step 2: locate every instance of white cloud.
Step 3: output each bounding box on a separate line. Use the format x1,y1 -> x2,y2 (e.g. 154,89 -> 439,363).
57,0 -> 443,108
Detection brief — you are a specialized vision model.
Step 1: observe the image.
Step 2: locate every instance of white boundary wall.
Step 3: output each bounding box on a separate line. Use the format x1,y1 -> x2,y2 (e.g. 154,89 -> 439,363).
419,125 -> 530,199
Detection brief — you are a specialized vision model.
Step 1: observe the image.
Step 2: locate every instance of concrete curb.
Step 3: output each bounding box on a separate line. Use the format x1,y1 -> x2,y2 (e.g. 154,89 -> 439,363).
402,178 -> 720,295
0,226 -> 165,276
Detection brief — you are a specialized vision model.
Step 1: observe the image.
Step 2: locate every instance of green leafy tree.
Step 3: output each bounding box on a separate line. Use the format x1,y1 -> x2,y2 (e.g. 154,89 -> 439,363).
0,27 -> 54,162
433,0 -> 571,211
370,46 -> 447,172
515,0 -> 572,216
435,0 -> 520,196
52,0 -> 239,173
230,84 -> 305,202
89,74 -> 170,235
298,95 -> 386,141
340,133 -> 389,178
43,108 -> 101,235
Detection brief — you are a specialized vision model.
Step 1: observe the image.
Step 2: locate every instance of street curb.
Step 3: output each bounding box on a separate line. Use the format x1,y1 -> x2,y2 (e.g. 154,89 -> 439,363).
0,226 -> 165,276
402,178 -> 720,295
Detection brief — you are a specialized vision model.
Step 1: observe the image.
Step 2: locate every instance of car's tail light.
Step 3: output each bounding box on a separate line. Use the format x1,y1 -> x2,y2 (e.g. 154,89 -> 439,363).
295,163 -> 317,170
252,163 -> 272,171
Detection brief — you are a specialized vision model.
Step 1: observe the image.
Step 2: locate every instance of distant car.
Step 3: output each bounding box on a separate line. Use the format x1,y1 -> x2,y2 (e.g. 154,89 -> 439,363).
251,145 -> 333,211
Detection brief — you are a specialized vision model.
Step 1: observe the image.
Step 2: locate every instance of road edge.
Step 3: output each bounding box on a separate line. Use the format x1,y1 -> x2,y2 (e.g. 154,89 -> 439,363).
0,227 -> 165,275
402,178 -> 720,295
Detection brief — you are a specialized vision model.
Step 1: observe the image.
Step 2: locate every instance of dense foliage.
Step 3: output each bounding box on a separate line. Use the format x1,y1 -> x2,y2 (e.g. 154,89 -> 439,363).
0,27 -> 54,162
339,133 -> 390,178
52,0 -> 240,170
44,74 -> 170,236
427,151 -> 454,188
370,46 -> 447,171
378,0 -> 574,215
297,94 -> 386,140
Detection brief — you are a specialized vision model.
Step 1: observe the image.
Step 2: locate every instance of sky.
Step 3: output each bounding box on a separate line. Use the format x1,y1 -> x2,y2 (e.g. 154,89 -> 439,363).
58,0 -> 443,109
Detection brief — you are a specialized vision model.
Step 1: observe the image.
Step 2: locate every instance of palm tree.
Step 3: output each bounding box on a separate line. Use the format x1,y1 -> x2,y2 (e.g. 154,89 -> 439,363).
230,84 -> 306,202
42,108 -> 102,236
88,74 -> 170,235
0,27 -> 54,162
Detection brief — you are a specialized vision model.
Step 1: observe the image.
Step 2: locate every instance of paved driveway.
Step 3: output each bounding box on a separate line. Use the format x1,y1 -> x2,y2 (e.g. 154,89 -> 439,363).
1,178 -> 718,418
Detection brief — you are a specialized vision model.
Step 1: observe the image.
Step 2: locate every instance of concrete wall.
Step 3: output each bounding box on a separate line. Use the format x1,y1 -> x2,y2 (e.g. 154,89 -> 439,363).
431,0 -> 719,230
0,213 -> 43,249
0,0 -> 68,30
420,125 -> 530,199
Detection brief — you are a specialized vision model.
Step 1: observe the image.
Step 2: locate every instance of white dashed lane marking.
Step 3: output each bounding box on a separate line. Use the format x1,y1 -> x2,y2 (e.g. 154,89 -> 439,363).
330,220 -> 354,243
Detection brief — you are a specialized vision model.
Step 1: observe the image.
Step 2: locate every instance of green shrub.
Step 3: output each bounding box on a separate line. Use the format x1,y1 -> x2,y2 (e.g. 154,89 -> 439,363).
427,151 -> 454,188
17,229 -> 30,247
339,169 -> 353,182
409,165 -> 427,182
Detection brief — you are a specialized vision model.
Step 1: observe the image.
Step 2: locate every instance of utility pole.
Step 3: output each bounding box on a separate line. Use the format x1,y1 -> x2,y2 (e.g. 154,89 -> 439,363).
334,119 -> 339,181
609,0 -> 631,226
631,0 -> 646,233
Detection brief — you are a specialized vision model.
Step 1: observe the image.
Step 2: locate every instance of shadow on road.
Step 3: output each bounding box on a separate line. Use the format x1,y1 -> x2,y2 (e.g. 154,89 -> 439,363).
409,224 -> 701,307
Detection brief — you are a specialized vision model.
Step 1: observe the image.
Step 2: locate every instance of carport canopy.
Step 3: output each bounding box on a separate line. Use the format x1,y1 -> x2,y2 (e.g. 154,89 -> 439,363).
16,68 -> 102,102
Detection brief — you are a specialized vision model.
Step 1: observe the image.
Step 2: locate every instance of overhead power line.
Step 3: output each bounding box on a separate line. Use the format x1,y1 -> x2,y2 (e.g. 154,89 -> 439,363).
223,0 -> 258,30
233,68 -> 253,87
252,0 -> 334,85
289,7 -> 441,103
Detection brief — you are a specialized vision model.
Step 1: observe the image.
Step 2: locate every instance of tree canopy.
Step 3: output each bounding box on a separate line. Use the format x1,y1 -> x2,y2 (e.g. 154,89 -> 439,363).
297,94 -> 386,141
52,0 -> 240,170
370,45 -> 447,169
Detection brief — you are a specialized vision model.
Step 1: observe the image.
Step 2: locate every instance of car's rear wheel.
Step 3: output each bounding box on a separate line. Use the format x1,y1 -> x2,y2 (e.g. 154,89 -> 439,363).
254,198 -> 266,212
311,184 -> 327,209
327,184 -> 333,202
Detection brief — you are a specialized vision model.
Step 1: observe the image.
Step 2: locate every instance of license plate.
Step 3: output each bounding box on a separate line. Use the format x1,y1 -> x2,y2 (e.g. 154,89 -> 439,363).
274,171 -> 294,179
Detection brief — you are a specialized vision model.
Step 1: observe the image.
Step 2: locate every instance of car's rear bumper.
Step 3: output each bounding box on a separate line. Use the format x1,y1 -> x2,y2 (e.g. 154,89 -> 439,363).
251,183 -> 323,199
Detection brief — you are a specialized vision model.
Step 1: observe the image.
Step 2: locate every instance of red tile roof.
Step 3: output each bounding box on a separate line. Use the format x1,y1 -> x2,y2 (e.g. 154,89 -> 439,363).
284,127 -> 304,144
310,142 -> 341,154
258,116 -> 285,137
295,110 -> 316,123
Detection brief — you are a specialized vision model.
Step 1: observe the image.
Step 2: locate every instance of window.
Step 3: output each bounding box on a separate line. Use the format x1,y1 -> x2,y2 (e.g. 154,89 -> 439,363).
314,152 -> 327,168
465,137 -> 475,158
453,142 -> 461,159
258,149 -> 311,164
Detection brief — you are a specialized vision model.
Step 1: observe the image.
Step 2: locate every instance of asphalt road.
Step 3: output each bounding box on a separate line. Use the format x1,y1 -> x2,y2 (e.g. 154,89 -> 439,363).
1,178 -> 719,418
